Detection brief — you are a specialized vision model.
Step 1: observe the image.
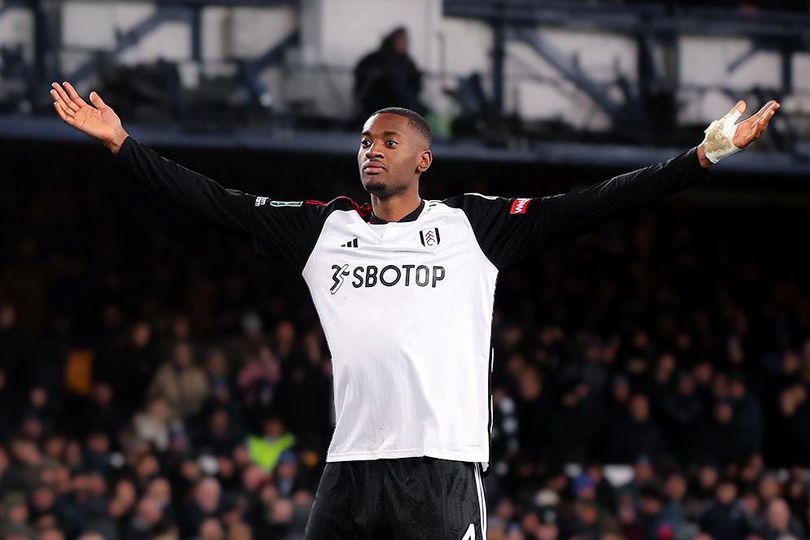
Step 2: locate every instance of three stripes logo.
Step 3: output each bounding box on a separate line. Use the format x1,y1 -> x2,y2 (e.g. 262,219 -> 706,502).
341,238 -> 359,248
419,227 -> 440,248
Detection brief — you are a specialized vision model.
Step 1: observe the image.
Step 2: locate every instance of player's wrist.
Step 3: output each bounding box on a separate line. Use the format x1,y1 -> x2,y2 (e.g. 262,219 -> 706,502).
105,127 -> 129,155
696,144 -> 712,169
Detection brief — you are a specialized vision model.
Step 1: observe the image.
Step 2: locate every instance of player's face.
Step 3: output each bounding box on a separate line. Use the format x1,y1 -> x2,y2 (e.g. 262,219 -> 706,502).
358,113 -> 430,198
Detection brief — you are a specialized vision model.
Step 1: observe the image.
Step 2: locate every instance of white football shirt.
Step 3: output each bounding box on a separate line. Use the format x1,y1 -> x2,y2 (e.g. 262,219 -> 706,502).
302,199 -> 498,463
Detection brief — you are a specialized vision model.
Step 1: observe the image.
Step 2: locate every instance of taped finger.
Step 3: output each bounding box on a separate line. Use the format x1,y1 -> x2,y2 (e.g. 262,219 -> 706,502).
727,100 -> 745,122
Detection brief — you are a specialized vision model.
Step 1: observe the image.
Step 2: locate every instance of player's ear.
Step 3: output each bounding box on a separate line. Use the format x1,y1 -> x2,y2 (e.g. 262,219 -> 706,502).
416,149 -> 433,174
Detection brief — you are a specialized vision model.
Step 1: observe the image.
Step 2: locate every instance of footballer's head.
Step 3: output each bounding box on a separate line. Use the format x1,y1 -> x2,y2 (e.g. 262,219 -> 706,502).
358,108 -> 432,198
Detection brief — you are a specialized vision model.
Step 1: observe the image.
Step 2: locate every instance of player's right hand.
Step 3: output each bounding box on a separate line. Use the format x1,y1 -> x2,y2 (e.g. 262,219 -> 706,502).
50,82 -> 129,154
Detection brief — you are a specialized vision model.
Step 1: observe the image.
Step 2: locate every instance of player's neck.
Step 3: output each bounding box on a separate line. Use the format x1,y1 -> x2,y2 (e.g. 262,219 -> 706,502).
370,192 -> 422,223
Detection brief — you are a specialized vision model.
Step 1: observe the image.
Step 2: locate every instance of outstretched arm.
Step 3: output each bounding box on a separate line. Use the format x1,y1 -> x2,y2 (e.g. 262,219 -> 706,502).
50,82 -> 341,270
51,81 -> 255,236
540,99 -> 780,249
444,99 -> 780,270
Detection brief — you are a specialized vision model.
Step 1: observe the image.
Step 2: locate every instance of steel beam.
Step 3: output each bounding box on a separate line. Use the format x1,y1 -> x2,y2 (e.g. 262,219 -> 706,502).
238,30 -> 299,106
65,6 -> 193,84
512,27 -> 636,127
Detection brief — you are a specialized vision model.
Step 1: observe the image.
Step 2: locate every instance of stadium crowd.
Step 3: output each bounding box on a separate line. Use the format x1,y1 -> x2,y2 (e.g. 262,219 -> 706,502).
1,168 -> 810,540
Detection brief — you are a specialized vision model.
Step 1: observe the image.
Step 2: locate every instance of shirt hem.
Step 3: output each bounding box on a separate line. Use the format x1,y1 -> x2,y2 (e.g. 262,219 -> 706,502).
325,447 -> 488,463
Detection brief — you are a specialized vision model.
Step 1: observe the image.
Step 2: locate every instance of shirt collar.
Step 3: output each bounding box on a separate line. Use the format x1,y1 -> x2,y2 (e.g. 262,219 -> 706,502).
369,200 -> 425,224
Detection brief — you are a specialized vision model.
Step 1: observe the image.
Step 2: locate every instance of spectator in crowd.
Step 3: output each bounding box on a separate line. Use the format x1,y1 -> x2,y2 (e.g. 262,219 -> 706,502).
238,345 -> 283,429
661,371 -> 704,462
699,478 -> 751,540
181,477 -> 222,538
353,26 -> 427,120
78,381 -> 123,444
729,372 -> 764,454
123,495 -> 168,539
605,393 -> 665,463
148,341 -> 209,421
548,381 -> 598,464
97,321 -> 159,415
514,363 -> 551,459
131,396 -> 173,452
697,398 -> 749,465
762,497 -> 807,540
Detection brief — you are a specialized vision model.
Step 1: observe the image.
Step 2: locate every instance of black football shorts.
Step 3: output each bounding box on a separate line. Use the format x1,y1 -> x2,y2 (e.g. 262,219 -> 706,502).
304,457 -> 487,539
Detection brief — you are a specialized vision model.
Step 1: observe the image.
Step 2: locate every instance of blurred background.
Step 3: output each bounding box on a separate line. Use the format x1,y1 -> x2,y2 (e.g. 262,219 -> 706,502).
1,0 -> 810,539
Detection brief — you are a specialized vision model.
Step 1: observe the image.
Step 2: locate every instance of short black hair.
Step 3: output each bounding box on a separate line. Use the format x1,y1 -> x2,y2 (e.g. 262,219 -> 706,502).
371,107 -> 432,145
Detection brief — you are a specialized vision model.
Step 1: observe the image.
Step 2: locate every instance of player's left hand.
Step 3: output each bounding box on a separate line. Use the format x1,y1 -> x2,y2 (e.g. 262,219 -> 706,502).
731,99 -> 780,149
699,99 -> 780,166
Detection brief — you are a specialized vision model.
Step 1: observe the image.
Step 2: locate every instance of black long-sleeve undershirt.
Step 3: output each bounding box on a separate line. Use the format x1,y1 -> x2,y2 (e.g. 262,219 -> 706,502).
117,136 -> 708,270
117,136 -> 257,236
444,147 -> 708,269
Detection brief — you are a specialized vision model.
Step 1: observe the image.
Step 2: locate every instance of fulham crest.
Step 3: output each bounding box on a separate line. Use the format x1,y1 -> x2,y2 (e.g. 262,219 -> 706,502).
419,227 -> 441,248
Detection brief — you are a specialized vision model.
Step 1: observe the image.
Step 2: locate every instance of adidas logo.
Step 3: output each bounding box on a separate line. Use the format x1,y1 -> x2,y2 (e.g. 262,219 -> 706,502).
341,238 -> 359,248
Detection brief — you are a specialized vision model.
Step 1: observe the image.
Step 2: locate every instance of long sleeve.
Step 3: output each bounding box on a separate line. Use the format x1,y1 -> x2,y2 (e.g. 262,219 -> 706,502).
539,147 -> 708,250
444,148 -> 709,270
116,136 -> 256,236
115,136 -> 334,271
